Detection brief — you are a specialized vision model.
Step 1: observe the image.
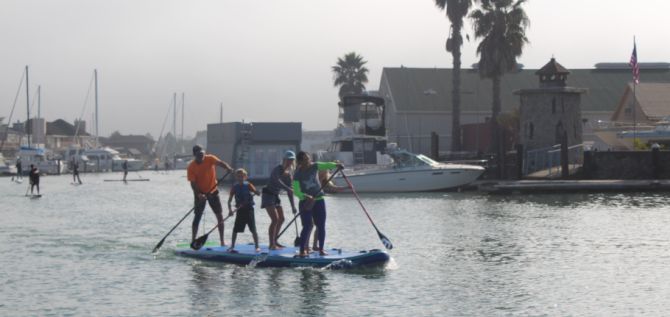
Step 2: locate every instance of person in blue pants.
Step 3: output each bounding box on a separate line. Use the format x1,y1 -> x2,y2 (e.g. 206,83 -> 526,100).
292,151 -> 342,257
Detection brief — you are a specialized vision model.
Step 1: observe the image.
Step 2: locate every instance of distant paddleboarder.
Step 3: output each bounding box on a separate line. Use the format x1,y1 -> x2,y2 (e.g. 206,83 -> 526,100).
15,157 -> 23,180
122,160 -> 128,182
187,145 -> 233,247
71,158 -> 82,184
29,164 -> 40,196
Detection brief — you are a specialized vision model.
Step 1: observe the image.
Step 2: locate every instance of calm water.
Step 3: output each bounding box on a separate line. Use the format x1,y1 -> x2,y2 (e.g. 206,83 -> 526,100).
2,172 -> 670,316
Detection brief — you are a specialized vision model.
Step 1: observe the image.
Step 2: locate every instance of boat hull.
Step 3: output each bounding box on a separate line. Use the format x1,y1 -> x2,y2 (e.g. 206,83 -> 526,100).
333,165 -> 484,192
175,243 -> 390,268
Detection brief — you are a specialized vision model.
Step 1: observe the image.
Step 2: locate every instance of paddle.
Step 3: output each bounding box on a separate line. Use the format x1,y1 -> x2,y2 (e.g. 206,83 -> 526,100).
190,207 -> 239,250
340,171 -> 393,250
276,166 -> 341,241
289,197 -> 300,247
151,171 -> 230,253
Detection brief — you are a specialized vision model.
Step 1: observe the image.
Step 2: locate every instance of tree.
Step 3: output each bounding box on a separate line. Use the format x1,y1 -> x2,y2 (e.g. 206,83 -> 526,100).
332,52 -> 369,98
435,0 -> 472,152
470,0 -> 529,176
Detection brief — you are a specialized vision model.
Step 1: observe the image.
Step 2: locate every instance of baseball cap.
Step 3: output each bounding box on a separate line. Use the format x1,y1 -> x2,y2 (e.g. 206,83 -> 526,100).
283,150 -> 296,160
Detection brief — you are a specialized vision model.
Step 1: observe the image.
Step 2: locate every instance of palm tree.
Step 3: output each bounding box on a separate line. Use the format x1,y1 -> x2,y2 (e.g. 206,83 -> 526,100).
332,52 -> 369,98
470,0 -> 528,176
435,0 -> 472,152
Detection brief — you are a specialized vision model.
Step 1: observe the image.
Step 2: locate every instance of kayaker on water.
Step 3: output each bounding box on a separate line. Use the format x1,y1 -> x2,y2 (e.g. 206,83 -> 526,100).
227,168 -> 261,253
187,145 -> 232,247
261,150 -> 297,250
293,151 -> 343,257
29,164 -> 40,195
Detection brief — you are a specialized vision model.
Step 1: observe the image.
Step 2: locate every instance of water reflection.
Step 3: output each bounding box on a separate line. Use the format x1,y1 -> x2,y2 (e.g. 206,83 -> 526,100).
296,269 -> 329,316
188,264 -> 227,314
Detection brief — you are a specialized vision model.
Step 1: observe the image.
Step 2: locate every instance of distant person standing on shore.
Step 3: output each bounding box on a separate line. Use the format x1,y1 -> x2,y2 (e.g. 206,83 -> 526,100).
29,164 -> 40,195
187,145 -> 233,247
72,158 -> 82,184
122,160 -> 128,182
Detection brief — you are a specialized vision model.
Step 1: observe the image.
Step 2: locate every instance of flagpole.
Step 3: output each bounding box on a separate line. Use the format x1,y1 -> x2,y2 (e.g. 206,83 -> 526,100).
633,80 -> 637,143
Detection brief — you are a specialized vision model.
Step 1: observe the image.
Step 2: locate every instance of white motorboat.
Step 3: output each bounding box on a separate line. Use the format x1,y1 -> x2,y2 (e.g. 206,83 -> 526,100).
332,149 -> 484,192
319,95 -> 390,167
17,146 -> 66,175
83,147 -> 145,172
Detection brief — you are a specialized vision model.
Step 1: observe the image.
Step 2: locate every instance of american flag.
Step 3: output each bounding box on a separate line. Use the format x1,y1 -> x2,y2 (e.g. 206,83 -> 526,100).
629,42 -> 640,84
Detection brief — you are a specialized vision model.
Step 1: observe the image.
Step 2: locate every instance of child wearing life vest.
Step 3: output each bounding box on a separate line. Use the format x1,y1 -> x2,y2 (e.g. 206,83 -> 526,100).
227,168 -> 261,252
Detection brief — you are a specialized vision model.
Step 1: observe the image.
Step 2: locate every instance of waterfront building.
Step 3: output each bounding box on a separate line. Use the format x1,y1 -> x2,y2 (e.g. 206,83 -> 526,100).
378,62 -> 670,156
206,122 -> 301,181
515,58 -> 587,151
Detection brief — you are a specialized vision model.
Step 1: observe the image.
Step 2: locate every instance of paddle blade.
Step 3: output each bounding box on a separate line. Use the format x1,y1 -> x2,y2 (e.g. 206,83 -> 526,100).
152,238 -> 166,254
191,234 -> 209,250
378,232 -> 393,250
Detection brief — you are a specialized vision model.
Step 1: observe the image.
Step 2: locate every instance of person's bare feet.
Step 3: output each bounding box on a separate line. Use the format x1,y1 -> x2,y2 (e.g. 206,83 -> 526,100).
319,250 -> 328,256
297,252 -> 308,258
227,247 -> 237,253
255,247 -> 261,252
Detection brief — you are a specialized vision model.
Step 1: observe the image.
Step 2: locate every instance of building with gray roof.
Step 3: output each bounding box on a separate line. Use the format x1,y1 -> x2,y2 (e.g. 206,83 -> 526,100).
379,63 -> 670,156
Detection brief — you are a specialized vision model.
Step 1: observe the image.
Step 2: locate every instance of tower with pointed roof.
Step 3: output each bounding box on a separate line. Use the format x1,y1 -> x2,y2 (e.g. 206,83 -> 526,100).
514,57 -> 587,152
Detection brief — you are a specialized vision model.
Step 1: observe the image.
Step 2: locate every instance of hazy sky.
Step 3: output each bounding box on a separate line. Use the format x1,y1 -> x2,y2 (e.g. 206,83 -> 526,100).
1,0 -> 668,138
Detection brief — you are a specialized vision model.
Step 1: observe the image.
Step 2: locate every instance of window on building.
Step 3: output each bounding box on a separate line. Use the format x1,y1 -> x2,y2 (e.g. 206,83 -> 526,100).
552,97 -> 556,114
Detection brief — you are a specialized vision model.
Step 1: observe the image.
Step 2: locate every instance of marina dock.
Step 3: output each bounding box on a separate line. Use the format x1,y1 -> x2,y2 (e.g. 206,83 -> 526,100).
478,179 -> 670,194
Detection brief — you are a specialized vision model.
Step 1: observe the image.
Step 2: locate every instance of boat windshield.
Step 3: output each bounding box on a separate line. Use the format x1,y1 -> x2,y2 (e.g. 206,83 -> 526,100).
391,151 -> 438,168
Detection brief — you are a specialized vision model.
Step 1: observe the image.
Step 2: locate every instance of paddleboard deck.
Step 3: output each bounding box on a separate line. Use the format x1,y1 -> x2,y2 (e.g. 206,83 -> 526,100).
103,179 -> 150,182
175,242 -> 390,269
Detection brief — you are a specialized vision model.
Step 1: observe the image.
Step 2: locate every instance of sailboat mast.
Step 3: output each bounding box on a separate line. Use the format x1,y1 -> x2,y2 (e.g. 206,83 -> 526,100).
173,92 -> 176,157
25,65 -> 31,147
181,93 -> 184,143
37,85 -> 41,120
94,69 -> 99,147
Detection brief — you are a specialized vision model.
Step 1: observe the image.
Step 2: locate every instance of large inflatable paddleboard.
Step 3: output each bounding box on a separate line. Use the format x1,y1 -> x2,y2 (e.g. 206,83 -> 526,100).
175,242 -> 390,269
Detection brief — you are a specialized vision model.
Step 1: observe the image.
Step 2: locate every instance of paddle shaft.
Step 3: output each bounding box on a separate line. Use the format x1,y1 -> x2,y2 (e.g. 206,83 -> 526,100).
340,171 -> 392,249
201,209 -> 236,237
151,171 -> 230,253
276,167 -> 340,240
340,172 -> 382,233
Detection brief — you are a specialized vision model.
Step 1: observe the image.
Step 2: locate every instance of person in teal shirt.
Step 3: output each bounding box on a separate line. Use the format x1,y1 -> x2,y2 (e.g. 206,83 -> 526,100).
292,151 -> 342,257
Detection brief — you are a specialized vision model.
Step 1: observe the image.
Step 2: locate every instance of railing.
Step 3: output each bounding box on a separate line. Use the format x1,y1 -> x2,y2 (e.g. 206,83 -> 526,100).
523,143 -> 585,177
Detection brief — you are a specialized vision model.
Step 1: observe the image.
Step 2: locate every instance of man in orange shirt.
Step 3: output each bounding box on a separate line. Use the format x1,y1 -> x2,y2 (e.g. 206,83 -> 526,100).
187,145 -> 233,247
